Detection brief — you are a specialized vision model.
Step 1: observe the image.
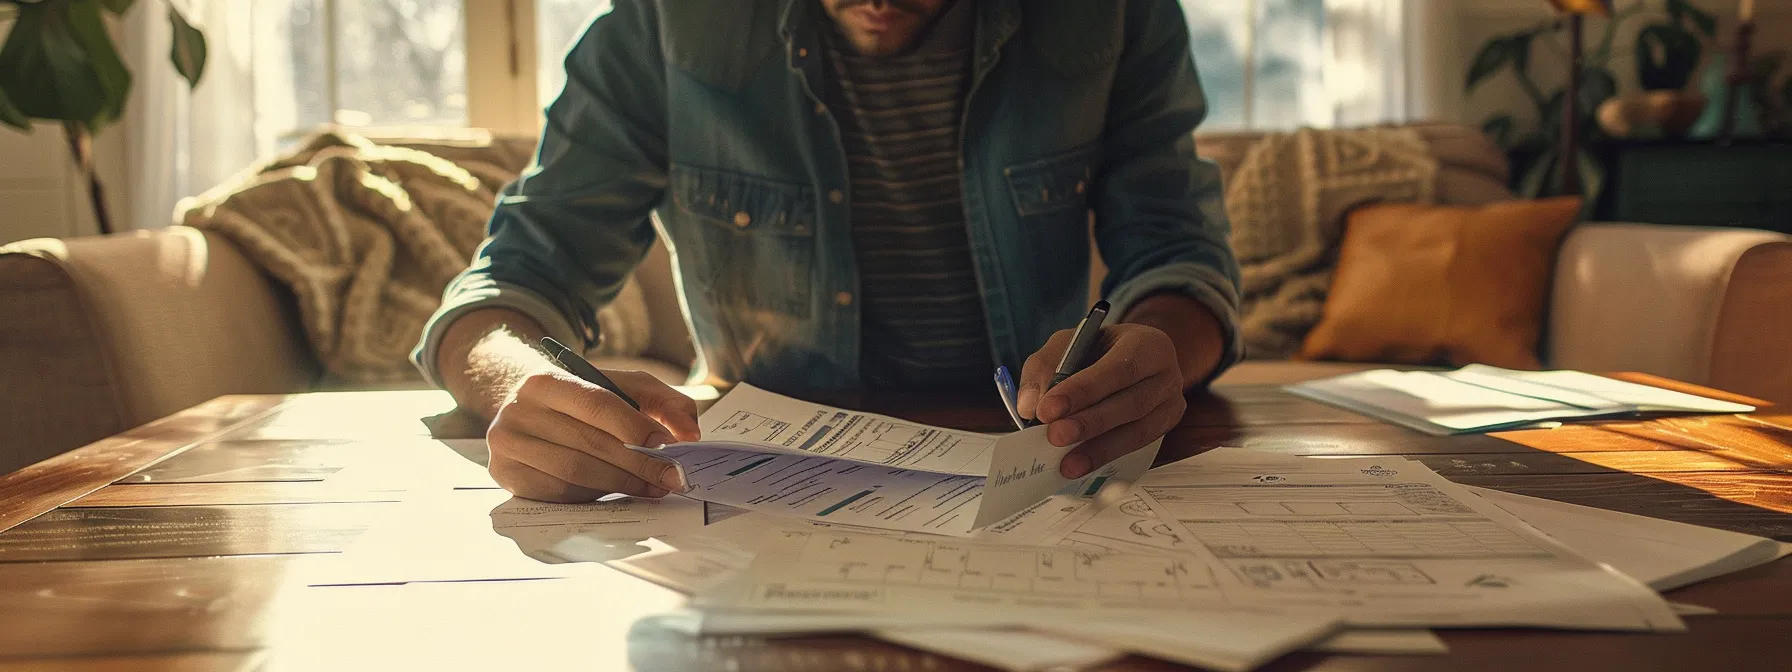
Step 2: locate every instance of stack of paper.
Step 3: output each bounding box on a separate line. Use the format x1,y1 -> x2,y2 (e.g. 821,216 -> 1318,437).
1286,364 -> 1754,434
312,384 -> 1788,671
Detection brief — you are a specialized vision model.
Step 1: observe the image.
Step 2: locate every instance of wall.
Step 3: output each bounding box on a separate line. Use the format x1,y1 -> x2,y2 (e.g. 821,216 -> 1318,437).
0,125 -> 130,246
1454,0 -> 1792,138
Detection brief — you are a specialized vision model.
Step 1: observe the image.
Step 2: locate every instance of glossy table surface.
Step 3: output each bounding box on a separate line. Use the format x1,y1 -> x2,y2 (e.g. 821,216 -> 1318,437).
1,373 -> 1789,671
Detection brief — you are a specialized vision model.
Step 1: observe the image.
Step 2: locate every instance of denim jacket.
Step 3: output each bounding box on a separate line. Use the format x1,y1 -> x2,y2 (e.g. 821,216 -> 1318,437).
414,0 -> 1243,393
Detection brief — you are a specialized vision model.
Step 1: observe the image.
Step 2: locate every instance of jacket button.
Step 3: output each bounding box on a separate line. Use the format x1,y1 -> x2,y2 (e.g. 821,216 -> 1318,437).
798,48 -> 809,58
835,291 -> 854,306
732,211 -> 751,227
814,102 -> 827,115
1075,181 -> 1086,194
828,190 -> 844,204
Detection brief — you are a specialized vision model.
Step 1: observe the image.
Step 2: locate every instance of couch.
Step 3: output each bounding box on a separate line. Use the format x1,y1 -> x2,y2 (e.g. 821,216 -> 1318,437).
4,124 -> 1789,474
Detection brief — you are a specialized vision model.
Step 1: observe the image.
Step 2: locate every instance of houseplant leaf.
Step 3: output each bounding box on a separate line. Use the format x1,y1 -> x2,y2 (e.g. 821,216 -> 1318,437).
0,83 -> 31,131
1517,147 -> 1559,199
1636,24 -> 1702,91
167,3 -> 206,87
1579,66 -> 1619,113
1467,36 -> 1517,91
1482,114 -> 1516,148
0,0 -> 119,126
1666,0 -> 1717,38
64,0 -> 133,129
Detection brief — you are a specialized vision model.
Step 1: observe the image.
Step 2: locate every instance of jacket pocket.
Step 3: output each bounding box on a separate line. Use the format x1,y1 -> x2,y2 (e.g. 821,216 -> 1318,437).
669,164 -> 816,318
1004,146 -> 1097,305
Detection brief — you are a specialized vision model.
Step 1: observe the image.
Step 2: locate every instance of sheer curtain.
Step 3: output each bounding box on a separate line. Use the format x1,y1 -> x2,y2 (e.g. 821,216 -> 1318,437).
120,0 -> 259,230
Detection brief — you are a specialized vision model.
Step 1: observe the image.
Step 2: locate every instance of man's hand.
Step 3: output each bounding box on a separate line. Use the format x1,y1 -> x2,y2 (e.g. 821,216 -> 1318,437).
488,365 -> 702,502
1015,295 -> 1226,479
438,309 -> 701,503
1016,324 -> 1188,479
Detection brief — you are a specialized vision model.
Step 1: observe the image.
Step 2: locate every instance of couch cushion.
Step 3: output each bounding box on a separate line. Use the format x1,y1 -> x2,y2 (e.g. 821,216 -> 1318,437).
1300,197 -> 1582,369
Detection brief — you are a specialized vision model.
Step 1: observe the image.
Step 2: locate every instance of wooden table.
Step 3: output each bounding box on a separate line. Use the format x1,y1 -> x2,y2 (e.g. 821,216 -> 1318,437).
2,374 -> 1790,671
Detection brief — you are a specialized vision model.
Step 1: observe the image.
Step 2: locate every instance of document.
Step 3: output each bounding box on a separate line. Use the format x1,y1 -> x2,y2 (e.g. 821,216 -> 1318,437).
304,489 -> 703,586
1465,484 -> 1791,591
700,525 -> 1236,614
639,384 -> 1158,536
1286,365 -> 1753,435
1117,449 -> 1683,631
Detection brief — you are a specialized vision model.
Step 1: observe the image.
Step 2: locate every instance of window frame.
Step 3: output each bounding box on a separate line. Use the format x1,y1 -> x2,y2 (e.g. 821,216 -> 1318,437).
465,0 -> 540,136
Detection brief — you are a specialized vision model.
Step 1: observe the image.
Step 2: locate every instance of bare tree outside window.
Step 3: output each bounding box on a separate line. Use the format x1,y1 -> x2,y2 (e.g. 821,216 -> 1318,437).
253,0 -> 466,150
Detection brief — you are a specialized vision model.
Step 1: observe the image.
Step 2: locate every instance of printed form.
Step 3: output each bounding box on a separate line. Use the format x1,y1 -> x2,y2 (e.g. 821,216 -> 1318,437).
700,448 -> 1682,632
1069,449 -> 1682,631
638,384 -> 1158,536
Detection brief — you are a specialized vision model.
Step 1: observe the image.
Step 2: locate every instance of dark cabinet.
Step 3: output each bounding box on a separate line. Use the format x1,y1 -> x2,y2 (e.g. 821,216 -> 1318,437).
1593,140 -> 1792,234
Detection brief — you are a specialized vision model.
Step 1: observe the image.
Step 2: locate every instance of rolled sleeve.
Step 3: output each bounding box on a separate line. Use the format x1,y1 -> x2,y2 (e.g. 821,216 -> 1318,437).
410,275 -> 588,389
410,0 -> 669,389
1105,261 -> 1244,384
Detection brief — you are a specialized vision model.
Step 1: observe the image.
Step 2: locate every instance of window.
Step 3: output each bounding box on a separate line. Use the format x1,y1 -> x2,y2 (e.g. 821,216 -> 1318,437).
248,0 -> 1403,149
254,0 -> 469,150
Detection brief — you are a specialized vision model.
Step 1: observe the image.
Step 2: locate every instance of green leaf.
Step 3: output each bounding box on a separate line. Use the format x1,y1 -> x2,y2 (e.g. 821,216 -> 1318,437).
167,4 -> 206,87
1508,33 -> 1535,74
1482,114 -> 1516,149
1636,24 -> 1703,90
98,0 -> 137,15
1467,38 -> 1514,91
1517,147 -> 1559,199
1537,89 -> 1568,144
1575,151 -> 1604,217
0,83 -> 31,131
64,0 -> 132,129
0,1 -> 124,127
1468,34 -> 1536,92
1667,0 -> 1717,38
1579,66 -> 1619,112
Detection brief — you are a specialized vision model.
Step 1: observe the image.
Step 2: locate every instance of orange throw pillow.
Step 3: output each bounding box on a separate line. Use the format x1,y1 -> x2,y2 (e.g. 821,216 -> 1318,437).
1299,197 -> 1583,369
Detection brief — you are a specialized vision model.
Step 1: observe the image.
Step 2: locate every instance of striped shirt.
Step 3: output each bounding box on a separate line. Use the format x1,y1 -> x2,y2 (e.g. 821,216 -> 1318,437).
823,0 -> 992,388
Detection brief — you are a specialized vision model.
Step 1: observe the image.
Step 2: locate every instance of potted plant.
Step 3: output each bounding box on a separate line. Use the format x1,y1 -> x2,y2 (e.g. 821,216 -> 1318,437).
1467,0 -> 1719,197
0,0 -> 208,235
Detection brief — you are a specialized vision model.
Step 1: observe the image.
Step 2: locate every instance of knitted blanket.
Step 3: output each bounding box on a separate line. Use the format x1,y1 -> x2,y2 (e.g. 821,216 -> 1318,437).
177,131 -> 647,382
1226,128 -> 1439,359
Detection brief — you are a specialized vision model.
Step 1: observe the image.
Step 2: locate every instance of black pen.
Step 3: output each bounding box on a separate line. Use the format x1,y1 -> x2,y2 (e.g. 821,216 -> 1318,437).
540,336 -> 640,410
1049,300 -> 1110,391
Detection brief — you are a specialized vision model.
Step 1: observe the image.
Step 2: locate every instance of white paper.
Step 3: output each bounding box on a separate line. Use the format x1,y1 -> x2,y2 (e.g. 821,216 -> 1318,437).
1118,449 -> 1682,631
324,438 -> 498,491
641,384 -> 1157,535
1288,370 -> 1624,434
305,489 -> 703,585
1467,366 -> 1755,413
1309,629 -> 1449,654
1287,367 -> 1753,435
1464,485 -> 1787,591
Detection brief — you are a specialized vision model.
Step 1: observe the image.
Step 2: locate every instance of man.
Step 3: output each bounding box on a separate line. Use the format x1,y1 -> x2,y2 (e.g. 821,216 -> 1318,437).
415,0 -> 1241,503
